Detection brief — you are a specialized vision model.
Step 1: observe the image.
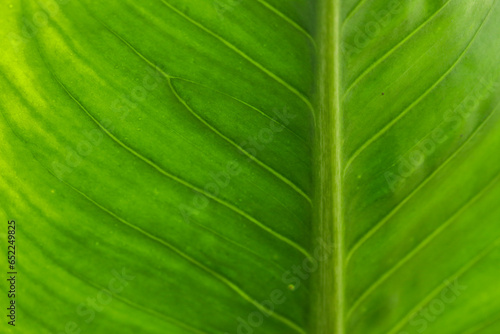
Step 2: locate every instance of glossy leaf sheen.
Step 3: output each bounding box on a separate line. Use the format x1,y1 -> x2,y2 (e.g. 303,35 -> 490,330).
0,0 -> 499,333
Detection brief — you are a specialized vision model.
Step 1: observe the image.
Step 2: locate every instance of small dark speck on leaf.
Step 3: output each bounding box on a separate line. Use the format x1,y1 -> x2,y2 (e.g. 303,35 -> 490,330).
381,93 -> 384,95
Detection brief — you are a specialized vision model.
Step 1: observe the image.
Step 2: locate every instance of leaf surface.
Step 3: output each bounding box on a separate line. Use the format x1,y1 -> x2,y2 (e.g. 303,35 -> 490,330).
0,0 -> 499,334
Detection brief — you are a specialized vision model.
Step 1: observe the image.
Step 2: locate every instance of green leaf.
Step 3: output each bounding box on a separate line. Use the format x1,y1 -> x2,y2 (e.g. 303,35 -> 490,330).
1,0 -> 499,334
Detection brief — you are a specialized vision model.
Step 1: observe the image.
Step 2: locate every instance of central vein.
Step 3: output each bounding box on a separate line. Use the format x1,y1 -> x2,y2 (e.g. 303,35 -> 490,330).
332,0 -> 345,332
315,0 -> 344,333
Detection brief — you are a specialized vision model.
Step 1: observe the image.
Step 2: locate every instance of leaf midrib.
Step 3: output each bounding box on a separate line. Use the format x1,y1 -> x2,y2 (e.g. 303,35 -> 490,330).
315,0 -> 345,333
332,0 -> 345,334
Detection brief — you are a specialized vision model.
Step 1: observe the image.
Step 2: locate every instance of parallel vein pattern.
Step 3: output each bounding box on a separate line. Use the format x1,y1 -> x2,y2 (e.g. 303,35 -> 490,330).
341,0 -> 500,333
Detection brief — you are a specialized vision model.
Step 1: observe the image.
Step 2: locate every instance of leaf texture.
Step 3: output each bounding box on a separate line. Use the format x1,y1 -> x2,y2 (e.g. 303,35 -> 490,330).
1,0 -> 500,334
